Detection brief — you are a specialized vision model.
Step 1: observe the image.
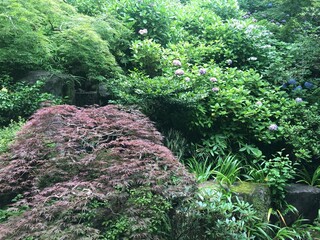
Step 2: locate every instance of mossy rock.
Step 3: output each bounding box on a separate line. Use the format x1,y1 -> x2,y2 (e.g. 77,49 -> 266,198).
200,181 -> 271,221
231,182 -> 271,221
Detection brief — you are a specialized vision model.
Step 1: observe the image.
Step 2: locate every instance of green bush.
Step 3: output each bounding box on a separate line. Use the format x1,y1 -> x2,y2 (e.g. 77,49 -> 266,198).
164,188 -> 273,239
0,0 -> 128,85
0,0 -> 64,74
107,48 -> 320,168
263,151 -> 296,209
106,0 -> 182,46
52,23 -> 122,84
0,120 -> 24,154
175,3 -> 282,71
64,0 -> 107,16
0,78 -> 59,126
187,0 -> 243,20
130,39 -> 163,77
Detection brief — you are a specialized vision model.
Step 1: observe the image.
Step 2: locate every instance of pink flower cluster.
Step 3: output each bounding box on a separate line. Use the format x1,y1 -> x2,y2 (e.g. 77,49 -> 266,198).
172,60 -> 182,66
138,29 -> 148,35
212,87 -> 219,92
199,68 -> 206,75
256,101 -> 262,106
268,124 -> 278,131
175,69 -> 185,75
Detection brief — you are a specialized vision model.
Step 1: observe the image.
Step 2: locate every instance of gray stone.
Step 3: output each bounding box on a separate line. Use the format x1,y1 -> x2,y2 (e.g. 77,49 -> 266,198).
75,91 -> 98,106
19,70 -> 75,104
97,83 -> 111,105
285,183 -> 320,224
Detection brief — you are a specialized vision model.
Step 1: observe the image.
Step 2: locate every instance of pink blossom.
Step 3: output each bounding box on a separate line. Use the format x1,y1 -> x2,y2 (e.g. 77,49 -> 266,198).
199,68 -> 206,75
172,60 -> 182,66
210,77 -> 217,82
175,69 -> 184,75
212,87 -> 219,92
268,124 -> 278,131
256,101 -> 262,106
226,59 -> 233,65
138,29 -> 148,35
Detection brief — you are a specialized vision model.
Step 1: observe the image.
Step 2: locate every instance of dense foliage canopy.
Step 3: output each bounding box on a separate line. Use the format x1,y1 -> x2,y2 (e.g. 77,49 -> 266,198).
1,0 -> 320,238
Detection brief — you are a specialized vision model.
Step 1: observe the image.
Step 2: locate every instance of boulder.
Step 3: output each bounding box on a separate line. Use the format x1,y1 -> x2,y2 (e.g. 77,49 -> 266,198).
285,183 -> 320,224
19,70 -> 75,103
74,91 -> 98,106
199,181 -> 271,221
231,182 -> 271,221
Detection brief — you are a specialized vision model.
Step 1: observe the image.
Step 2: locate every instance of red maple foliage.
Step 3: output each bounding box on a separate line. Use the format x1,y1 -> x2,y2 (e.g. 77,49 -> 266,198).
0,105 -> 196,239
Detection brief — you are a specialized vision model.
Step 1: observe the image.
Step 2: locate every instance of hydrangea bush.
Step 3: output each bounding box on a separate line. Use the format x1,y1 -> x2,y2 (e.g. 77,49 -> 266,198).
108,54 -> 319,166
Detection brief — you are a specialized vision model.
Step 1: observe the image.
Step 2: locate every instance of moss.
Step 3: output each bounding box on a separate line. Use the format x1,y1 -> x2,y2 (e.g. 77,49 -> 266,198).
231,181 -> 262,194
232,182 -> 271,221
199,181 -> 271,221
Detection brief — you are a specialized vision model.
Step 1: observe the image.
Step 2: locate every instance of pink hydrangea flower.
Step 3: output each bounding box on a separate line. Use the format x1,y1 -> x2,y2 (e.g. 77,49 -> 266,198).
212,87 -> 219,92
172,60 -> 182,66
248,57 -> 257,61
199,68 -> 207,75
256,101 -> 262,106
138,29 -> 148,35
226,59 -> 233,65
175,69 -> 184,75
268,124 -> 278,131
210,77 -> 217,82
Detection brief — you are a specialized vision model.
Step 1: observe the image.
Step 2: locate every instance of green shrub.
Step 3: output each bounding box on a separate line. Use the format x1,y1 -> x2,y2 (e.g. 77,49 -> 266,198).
279,103 -> 320,162
0,0 -> 127,85
175,1 -> 279,70
264,151 -> 296,209
52,23 -> 122,84
64,0 -> 107,16
187,157 -> 214,183
188,0 -> 243,20
109,42 -> 320,167
0,120 -> 24,154
297,165 -> 320,187
165,188 -> 273,239
107,0 -> 182,46
0,78 -> 59,126
0,0 -> 64,74
212,154 -> 242,186
130,39 -> 163,77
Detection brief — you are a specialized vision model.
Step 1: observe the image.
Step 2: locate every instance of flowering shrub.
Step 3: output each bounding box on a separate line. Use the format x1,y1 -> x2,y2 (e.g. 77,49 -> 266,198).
106,0 -> 181,45
108,57 -> 320,167
187,0 -> 243,20
211,87 -> 219,92
175,4 -> 278,70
